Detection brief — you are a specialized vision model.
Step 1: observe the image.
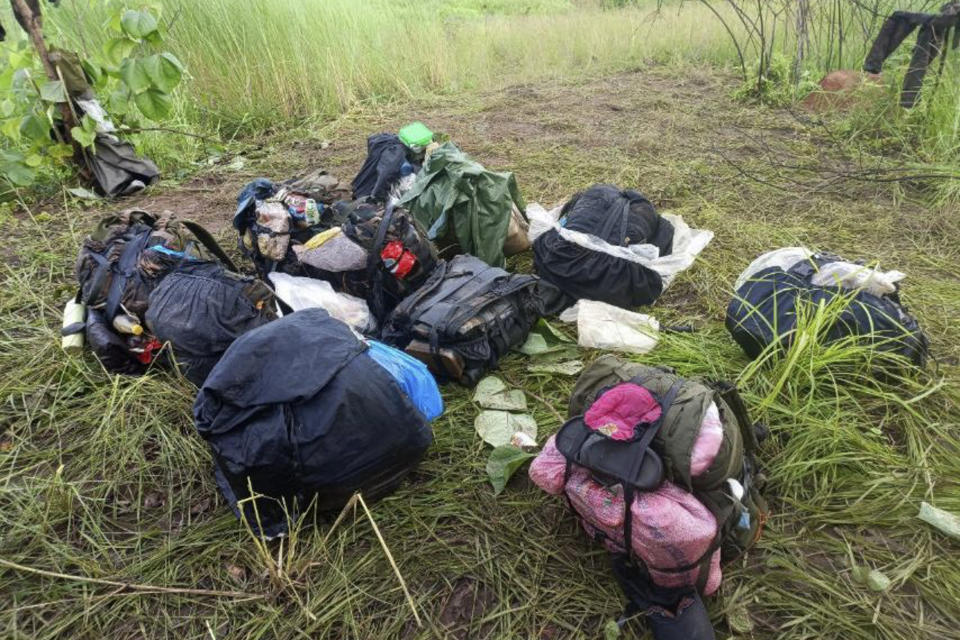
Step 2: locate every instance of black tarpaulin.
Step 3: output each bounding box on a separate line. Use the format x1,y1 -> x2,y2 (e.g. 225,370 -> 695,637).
533,184 -> 675,309
194,308 -> 433,537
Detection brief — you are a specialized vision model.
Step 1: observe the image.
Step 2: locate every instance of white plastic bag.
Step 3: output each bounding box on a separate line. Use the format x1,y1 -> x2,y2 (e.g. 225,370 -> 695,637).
525,202 -> 562,243
735,247 -> 814,290
571,299 -> 659,354
268,272 -> 377,334
734,246 -> 906,297
810,261 -> 905,297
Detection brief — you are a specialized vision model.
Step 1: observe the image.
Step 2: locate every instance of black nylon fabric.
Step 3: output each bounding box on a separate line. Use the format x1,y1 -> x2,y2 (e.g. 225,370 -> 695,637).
351,133 -> 411,202
84,308 -> 146,375
863,6 -> 960,108
145,262 -> 276,387
726,262 -> 928,366
533,184 -> 674,309
380,255 -> 541,386
194,308 -> 433,537
339,200 -> 439,322
86,134 -> 160,197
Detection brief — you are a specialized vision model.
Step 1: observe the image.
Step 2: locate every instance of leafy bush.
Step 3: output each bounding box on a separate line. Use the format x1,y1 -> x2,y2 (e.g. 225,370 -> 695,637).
733,54 -> 818,106
0,5 -> 183,189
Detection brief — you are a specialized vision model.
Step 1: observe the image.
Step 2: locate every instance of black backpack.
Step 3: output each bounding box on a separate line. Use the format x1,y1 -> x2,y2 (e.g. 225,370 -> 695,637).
726,253 -> 929,367
533,184 -> 674,309
73,210 -> 236,374
145,262 -> 277,386
193,308 -> 434,538
335,201 -> 438,322
380,254 -> 541,386
351,133 -> 416,202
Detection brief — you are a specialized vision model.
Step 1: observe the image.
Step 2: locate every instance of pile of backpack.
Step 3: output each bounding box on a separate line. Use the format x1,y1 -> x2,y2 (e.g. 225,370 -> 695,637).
62,121 -> 931,640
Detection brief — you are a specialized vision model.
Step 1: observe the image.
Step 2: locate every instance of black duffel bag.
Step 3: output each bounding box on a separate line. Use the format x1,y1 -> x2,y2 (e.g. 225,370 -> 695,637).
194,308 -> 433,538
380,254 -> 541,386
533,184 -> 674,309
145,261 -> 277,386
726,254 -> 928,367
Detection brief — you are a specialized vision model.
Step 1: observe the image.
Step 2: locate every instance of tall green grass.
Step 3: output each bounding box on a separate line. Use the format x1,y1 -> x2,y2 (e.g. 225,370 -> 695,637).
39,0 -> 739,131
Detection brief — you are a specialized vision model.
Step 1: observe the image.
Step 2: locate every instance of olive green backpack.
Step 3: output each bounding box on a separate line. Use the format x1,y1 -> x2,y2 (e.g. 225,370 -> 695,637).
563,355 -> 769,590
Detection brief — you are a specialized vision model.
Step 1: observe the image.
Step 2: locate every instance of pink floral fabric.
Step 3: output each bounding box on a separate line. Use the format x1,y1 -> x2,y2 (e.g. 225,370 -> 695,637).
530,434 -> 723,594
584,383 -> 662,441
690,401 -> 723,477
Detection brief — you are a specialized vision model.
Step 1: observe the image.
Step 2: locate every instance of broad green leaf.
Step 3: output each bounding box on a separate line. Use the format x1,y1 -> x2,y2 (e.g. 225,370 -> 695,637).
143,53 -> 182,93
0,150 -> 25,163
77,114 -> 98,134
518,332 -> 549,355
0,66 -> 14,92
70,125 -> 97,148
49,143 -> 74,160
107,87 -> 131,116
144,30 -> 164,47
103,37 -> 136,66
105,9 -> 124,32
134,89 -> 172,120
485,445 -> 536,495
24,154 -> 43,168
535,318 -> 574,343
19,114 -> 49,141
475,410 -> 537,448
1,118 -> 22,141
1,161 -> 37,186
121,9 -> 159,39
39,80 -> 68,103
473,376 -> 527,411
0,100 -> 14,118
8,49 -> 33,70
120,58 -> 152,94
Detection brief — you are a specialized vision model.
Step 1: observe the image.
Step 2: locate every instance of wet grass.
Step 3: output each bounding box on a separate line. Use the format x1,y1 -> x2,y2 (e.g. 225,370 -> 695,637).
1,67 -> 959,638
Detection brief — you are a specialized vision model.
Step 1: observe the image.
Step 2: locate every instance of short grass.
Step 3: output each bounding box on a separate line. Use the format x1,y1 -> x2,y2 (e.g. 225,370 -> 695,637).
1,66 -> 959,639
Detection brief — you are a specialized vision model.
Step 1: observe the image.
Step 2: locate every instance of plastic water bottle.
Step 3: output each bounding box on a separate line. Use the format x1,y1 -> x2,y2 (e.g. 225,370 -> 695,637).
112,311 -> 143,336
61,299 -> 85,355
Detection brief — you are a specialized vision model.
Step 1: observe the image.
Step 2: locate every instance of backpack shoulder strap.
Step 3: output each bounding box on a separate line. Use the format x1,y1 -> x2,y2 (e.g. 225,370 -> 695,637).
180,220 -> 238,272
366,204 -> 398,321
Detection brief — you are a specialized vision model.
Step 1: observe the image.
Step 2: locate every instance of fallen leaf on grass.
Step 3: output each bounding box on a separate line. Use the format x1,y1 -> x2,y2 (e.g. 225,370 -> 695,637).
473,376 -> 527,411
534,318 -> 573,343
486,445 -> 537,495
529,360 -> 584,376
67,187 -> 101,200
475,410 -> 537,447
519,332 -> 550,355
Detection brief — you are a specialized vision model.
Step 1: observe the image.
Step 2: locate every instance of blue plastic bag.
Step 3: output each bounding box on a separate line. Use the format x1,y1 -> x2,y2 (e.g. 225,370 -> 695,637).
366,340 -> 444,421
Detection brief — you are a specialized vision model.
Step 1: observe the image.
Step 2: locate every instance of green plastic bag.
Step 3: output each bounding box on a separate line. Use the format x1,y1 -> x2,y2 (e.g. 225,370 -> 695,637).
398,121 -> 433,149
